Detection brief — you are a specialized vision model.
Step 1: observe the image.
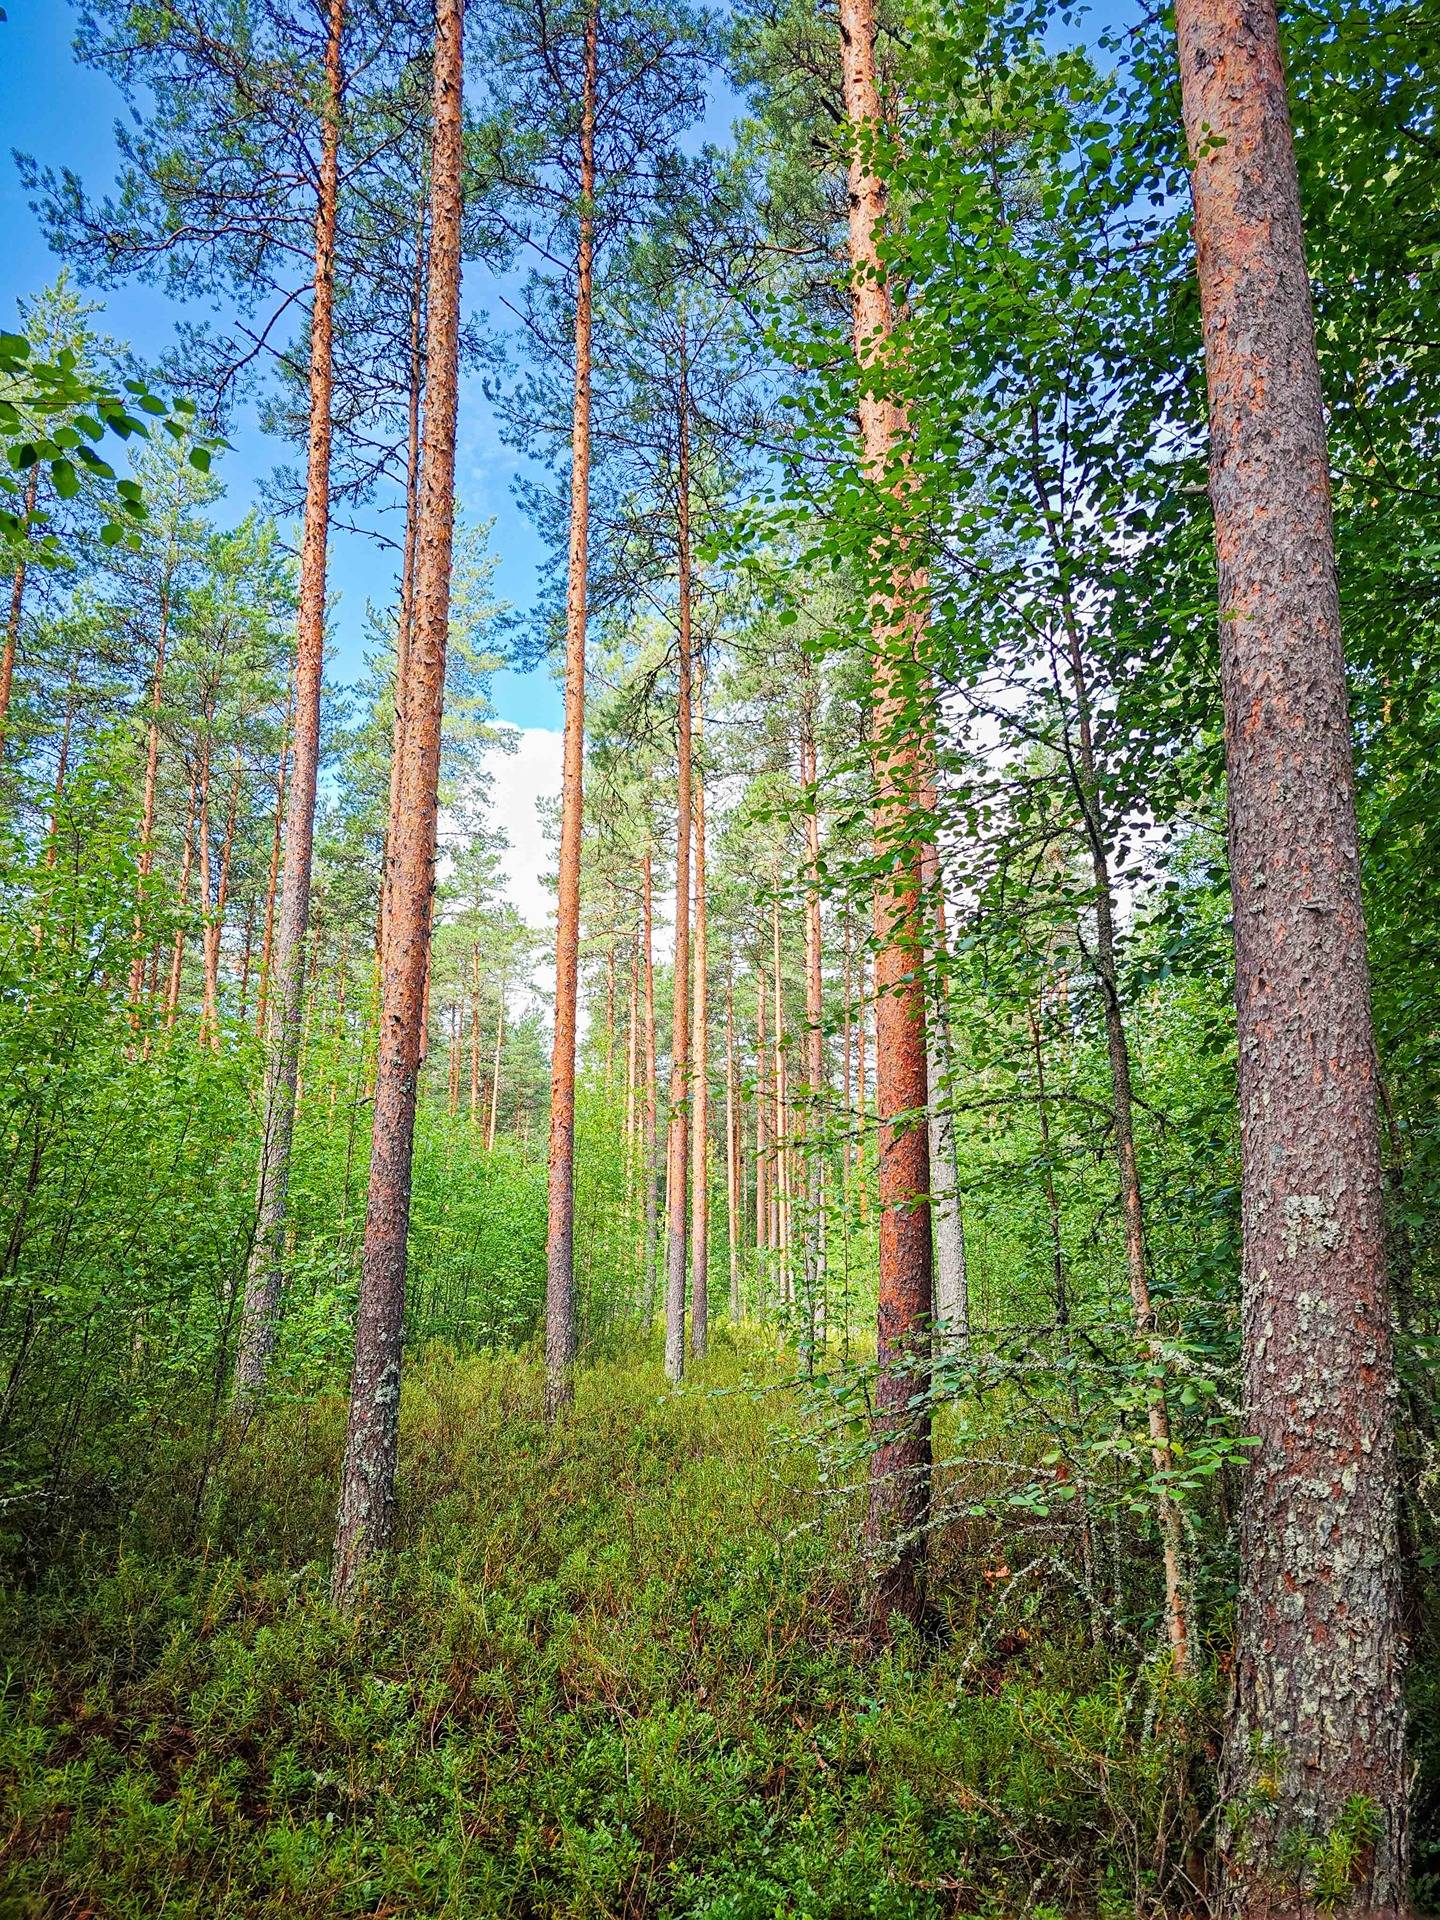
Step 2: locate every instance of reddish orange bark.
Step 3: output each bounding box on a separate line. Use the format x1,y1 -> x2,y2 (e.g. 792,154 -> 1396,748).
331,0 -> 464,1604
1172,0 -> 1407,1900
689,708 -> 708,1359
837,0 -> 933,1629
379,202 -> 428,969
663,352 -> 695,1387
236,0 -> 345,1400
544,0 -> 599,1419
641,845 -> 659,1313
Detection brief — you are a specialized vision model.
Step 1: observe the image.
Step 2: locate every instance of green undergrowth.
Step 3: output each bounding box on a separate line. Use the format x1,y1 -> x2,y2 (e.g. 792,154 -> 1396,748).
0,1339 -> 1215,1918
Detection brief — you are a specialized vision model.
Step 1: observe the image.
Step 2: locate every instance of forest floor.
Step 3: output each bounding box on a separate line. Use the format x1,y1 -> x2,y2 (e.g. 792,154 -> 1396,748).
0,1338 -> 1215,1919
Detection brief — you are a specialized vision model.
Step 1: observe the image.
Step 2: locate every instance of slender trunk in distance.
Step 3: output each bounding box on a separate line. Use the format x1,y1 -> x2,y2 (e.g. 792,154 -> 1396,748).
689,712 -> 709,1358
543,0 -> 599,1420
663,372 -> 695,1384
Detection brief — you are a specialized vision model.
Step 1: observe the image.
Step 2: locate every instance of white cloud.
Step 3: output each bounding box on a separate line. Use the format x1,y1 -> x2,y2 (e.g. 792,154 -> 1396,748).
486,726 -> 562,932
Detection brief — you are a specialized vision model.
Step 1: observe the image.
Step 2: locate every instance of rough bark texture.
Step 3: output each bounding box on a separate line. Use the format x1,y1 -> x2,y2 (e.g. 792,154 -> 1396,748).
689,726 -> 709,1359
1172,0 -> 1407,1904
330,0 -> 463,1607
235,0 -> 344,1402
838,0 -> 933,1630
663,382 -> 694,1385
543,0 -> 598,1421
379,202 -> 427,969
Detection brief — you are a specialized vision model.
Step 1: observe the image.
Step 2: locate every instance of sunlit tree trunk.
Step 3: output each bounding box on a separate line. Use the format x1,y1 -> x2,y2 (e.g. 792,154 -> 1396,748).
838,0 -> 933,1629
331,0 -> 464,1604
725,969 -> 742,1322
1170,0 -> 1407,1897
625,929 -> 639,1224
236,0 -> 345,1401
543,0 -> 599,1420
469,947 -> 481,1125
689,716 -> 709,1359
770,895 -> 791,1302
642,846 -> 659,1314
663,361 -> 695,1385
754,962 -> 769,1291
379,195 -> 428,968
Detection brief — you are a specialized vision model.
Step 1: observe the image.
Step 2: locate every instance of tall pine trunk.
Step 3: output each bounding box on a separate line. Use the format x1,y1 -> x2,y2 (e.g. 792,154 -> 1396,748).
331,0 -> 464,1605
754,963 -> 769,1275
544,0 -> 599,1419
770,892 -> 788,1299
235,0 -> 345,1401
1171,0 -> 1407,1900
838,0 -> 934,1629
663,358 -> 694,1385
642,846 -> 660,1313
378,198 -> 428,969
689,708 -> 709,1358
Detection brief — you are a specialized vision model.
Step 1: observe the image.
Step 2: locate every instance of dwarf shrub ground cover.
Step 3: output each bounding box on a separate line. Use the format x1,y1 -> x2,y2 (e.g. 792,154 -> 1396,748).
0,1344 -> 1216,1919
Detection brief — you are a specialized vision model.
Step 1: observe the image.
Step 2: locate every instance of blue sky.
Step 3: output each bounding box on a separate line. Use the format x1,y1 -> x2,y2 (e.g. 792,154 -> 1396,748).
1,0 -> 565,729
